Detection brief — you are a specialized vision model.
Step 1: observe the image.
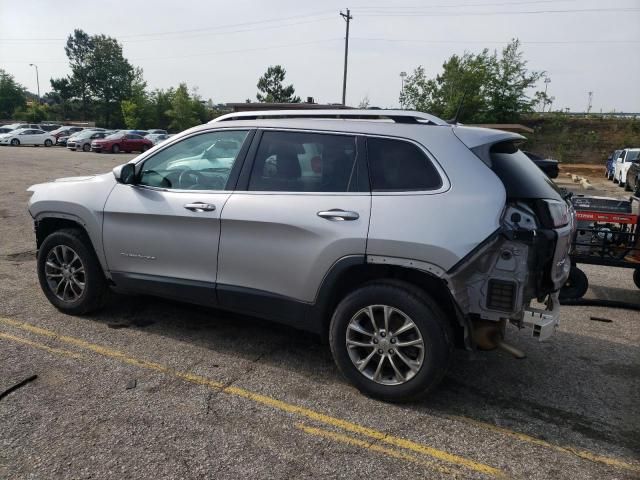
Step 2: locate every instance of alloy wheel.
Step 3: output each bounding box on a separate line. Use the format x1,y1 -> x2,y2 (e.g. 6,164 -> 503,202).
44,245 -> 86,302
346,305 -> 425,385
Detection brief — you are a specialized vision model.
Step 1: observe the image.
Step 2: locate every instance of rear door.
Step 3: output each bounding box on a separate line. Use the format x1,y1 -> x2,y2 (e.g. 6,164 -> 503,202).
217,130 -> 370,318
102,129 -> 254,304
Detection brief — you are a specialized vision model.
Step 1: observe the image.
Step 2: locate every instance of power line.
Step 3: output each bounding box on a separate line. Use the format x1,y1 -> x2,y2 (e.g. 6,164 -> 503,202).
350,37 -> 640,45
358,7 -> 640,17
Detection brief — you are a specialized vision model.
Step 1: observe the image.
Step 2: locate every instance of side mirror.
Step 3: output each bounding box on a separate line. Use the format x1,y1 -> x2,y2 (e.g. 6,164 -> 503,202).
113,163 -> 136,184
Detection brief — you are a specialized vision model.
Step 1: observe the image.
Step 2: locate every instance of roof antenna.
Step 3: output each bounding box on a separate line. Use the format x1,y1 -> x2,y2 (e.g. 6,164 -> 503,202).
447,90 -> 467,125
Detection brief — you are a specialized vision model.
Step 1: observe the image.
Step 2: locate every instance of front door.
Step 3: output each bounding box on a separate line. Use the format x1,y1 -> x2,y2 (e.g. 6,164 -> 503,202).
217,130 -> 371,321
102,129 -> 253,304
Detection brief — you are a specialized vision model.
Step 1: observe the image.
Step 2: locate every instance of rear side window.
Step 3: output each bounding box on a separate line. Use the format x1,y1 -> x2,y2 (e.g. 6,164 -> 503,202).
367,137 -> 442,191
490,142 -> 562,200
248,131 -> 357,192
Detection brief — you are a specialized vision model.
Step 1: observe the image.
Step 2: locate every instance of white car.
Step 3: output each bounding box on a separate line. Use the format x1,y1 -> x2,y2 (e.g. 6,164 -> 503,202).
0,128 -> 56,147
613,148 -> 640,186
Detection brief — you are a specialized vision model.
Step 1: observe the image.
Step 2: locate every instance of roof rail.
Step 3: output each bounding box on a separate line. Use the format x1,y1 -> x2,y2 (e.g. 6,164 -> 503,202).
209,109 -> 448,126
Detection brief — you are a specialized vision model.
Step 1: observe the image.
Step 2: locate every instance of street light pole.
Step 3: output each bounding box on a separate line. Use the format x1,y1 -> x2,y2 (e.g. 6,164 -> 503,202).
29,63 -> 40,104
543,77 -> 551,112
400,71 -> 407,109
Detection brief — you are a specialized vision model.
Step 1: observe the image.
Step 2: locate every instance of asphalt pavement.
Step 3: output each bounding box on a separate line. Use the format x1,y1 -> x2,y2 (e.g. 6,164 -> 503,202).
0,146 -> 638,479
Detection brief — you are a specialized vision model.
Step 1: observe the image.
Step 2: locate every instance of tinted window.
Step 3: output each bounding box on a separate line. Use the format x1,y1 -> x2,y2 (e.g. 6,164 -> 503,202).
126,134 -> 143,140
490,142 -> 562,201
367,137 -> 441,191
139,130 -> 249,190
249,131 -> 357,192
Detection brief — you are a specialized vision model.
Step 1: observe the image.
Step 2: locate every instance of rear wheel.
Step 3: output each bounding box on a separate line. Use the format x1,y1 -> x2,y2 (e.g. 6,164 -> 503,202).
112,144 -> 120,154
44,139 -> 53,147
37,229 -> 107,315
82,143 -> 90,152
329,281 -> 453,402
559,266 -> 588,299
10,138 -> 19,146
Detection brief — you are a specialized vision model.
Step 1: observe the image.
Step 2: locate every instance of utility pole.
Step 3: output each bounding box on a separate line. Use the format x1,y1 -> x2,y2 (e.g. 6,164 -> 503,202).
543,77 -> 551,112
29,63 -> 40,104
400,71 -> 407,109
586,91 -> 593,114
340,8 -> 352,106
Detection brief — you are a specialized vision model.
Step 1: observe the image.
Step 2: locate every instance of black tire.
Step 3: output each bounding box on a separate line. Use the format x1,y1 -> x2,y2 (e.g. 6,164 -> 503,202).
44,139 -> 53,147
141,145 -> 148,152
559,266 -> 589,300
82,143 -> 90,152
10,138 -> 19,146
329,281 -> 453,402
37,228 -> 107,315
634,269 -> 640,289
613,175 -> 619,184
625,180 -> 632,191
112,144 -> 120,154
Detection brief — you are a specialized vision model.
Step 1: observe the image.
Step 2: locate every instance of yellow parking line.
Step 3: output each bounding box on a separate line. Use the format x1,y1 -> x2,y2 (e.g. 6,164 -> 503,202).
295,423 -> 459,476
0,316 -> 503,477
0,331 -> 83,359
450,415 -> 640,474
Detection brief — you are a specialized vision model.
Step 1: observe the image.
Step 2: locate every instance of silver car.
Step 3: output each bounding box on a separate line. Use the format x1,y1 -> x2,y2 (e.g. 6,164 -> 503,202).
67,130 -> 109,152
27,110 -> 574,401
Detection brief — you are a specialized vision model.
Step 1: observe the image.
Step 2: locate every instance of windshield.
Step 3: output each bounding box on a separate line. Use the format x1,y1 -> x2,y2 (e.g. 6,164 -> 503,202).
626,150 -> 640,162
105,133 -> 124,140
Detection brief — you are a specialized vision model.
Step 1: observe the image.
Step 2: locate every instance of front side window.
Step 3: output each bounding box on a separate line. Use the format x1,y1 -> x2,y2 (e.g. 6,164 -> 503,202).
367,137 -> 442,191
248,131 -> 357,192
138,130 -> 249,190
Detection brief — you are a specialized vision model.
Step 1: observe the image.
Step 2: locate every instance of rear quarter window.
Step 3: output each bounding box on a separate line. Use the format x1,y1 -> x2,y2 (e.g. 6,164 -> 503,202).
367,137 -> 442,191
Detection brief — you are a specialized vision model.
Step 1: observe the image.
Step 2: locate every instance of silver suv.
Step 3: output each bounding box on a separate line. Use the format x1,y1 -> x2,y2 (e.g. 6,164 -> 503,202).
28,110 -> 574,401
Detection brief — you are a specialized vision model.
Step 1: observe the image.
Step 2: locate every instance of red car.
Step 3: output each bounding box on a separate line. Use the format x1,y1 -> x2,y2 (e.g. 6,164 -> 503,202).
91,132 -> 152,153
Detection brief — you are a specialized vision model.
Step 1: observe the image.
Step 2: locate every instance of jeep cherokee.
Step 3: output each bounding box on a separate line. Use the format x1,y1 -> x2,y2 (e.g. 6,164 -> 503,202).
28,109 -> 575,401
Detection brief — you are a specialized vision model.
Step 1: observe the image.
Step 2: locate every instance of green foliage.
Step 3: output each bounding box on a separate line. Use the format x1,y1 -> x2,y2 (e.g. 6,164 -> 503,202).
13,103 -> 49,122
400,39 -> 544,123
256,65 -> 300,103
0,69 -> 27,118
166,84 -> 199,132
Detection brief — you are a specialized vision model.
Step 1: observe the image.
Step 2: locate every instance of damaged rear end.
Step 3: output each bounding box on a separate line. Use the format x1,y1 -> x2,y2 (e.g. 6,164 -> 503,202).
448,128 -> 575,352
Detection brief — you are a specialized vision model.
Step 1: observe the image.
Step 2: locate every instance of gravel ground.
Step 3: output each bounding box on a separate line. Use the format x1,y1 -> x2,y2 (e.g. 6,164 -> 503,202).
0,147 -> 638,480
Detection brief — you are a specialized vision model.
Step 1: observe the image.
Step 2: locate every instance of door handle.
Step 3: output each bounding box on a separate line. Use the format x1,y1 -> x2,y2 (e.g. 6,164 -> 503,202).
317,209 -> 359,221
184,202 -> 216,212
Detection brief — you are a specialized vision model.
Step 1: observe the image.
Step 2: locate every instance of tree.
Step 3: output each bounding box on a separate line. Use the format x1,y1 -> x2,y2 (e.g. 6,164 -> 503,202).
358,95 -> 370,109
399,39 -> 544,123
87,35 -> 136,126
64,29 -> 94,119
166,83 -> 198,132
121,70 -> 150,129
0,69 -> 27,118
49,77 -> 75,119
256,65 -> 300,103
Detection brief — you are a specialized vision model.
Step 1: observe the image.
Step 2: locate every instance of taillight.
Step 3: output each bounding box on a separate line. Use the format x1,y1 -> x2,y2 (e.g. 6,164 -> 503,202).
543,199 -> 570,228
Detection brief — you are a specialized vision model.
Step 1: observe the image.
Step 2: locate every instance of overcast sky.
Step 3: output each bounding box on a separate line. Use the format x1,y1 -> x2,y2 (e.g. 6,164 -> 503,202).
1,0 -> 639,112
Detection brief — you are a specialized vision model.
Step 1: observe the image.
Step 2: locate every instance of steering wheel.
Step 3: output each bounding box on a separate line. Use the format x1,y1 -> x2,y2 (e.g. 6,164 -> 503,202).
178,169 -> 207,189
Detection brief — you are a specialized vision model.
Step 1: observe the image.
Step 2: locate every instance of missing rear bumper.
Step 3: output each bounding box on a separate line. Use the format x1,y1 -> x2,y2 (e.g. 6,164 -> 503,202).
522,293 -> 560,341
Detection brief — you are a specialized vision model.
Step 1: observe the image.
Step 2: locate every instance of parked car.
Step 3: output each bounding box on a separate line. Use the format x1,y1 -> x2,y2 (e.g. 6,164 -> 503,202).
606,150 -> 622,180
67,131 -> 110,152
625,161 -> 640,195
90,132 -> 152,153
126,129 -> 149,137
145,133 -> 170,145
147,129 -> 168,135
0,128 -> 56,147
523,151 -> 559,178
613,148 -> 640,187
40,124 -> 62,132
27,109 -> 575,401
2,123 -> 41,131
0,127 -> 14,134
57,136 -> 70,147
51,126 -> 84,141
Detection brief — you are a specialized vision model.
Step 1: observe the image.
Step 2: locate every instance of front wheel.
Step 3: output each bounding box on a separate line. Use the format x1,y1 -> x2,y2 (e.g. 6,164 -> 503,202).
44,139 -> 53,147
329,281 -> 453,402
82,143 -> 90,152
112,144 -> 120,154
37,229 -> 107,315
10,138 -> 19,146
